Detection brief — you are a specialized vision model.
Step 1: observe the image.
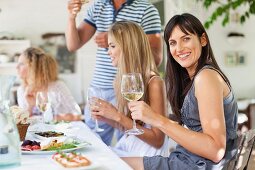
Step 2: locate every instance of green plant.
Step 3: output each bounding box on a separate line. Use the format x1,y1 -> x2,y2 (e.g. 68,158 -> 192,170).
198,0 -> 255,28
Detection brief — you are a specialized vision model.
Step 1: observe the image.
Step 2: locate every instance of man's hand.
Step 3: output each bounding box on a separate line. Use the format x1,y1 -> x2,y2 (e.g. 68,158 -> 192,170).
94,32 -> 108,48
68,0 -> 82,19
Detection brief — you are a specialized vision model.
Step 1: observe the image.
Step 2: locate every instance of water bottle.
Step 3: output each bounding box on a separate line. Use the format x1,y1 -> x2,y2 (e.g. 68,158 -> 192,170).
0,100 -> 21,168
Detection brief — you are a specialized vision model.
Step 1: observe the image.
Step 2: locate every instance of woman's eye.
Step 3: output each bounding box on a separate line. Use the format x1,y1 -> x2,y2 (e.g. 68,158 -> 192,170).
183,37 -> 190,41
169,41 -> 176,46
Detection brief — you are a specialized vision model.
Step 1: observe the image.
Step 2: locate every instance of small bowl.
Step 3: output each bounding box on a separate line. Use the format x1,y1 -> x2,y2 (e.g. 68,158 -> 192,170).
17,124 -> 30,141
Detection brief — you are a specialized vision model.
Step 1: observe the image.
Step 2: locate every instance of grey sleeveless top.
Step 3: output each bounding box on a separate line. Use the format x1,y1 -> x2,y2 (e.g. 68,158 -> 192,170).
171,65 -> 238,169
181,66 -> 238,140
143,66 -> 238,170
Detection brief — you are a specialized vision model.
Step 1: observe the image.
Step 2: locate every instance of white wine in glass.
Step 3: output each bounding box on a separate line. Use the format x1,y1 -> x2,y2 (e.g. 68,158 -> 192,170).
87,87 -> 104,132
36,92 -> 47,112
122,92 -> 144,102
36,91 -> 49,123
121,73 -> 144,135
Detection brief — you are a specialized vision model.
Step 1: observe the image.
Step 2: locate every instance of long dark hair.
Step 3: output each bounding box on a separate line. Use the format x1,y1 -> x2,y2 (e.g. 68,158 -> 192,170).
164,13 -> 230,124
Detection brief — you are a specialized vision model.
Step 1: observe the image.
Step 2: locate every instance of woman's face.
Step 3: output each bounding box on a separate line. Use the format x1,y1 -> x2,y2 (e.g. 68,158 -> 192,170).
108,35 -> 121,67
168,26 -> 206,75
16,54 -> 29,80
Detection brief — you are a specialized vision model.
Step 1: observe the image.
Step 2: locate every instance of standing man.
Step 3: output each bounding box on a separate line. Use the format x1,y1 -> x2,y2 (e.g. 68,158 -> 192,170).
66,0 -> 163,145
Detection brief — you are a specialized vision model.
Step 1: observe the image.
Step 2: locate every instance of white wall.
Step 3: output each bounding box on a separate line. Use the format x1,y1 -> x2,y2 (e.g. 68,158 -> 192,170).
165,0 -> 255,99
1,0 -> 255,101
0,0 -> 96,103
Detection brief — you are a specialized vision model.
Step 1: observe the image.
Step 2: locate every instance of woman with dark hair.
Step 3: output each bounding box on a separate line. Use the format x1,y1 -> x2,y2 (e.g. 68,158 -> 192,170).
123,13 -> 238,169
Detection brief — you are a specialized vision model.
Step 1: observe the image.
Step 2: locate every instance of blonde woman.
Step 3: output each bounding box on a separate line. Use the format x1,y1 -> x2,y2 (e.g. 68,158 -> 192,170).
90,21 -> 169,157
16,47 -> 81,121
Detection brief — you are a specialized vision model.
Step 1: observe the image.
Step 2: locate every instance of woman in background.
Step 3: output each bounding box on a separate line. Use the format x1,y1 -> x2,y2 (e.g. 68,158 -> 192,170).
16,47 -> 81,121
123,13 -> 238,169
90,21 -> 169,157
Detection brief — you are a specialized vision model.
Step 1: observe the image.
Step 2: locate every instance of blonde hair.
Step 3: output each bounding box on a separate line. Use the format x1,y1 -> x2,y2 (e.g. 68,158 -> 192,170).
22,47 -> 58,91
109,21 -> 159,119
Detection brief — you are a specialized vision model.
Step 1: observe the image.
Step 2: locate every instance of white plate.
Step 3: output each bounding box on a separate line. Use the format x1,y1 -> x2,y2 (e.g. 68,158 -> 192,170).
21,142 -> 91,155
52,158 -> 101,170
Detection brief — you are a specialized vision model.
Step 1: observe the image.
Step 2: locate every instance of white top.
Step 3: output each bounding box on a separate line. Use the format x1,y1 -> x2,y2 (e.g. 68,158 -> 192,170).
11,121 -> 132,170
17,80 -> 81,115
112,124 -> 170,157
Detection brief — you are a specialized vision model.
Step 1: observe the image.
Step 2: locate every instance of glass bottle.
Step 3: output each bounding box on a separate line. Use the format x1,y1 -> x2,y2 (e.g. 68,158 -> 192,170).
0,75 -> 21,167
0,100 -> 21,167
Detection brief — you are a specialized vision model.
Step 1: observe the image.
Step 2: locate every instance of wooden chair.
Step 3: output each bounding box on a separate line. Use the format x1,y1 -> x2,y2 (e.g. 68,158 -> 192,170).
238,104 -> 251,131
223,133 -> 245,170
224,129 -> 255,170
238,101 -> 255,131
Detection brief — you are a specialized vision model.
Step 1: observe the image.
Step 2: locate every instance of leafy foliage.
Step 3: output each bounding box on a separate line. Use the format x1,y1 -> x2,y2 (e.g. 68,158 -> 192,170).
197,0 -> 255,28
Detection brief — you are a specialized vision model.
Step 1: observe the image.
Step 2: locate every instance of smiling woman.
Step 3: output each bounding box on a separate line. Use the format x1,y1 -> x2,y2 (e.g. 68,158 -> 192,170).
122,13 -> 239,170
168,26 -> 207,75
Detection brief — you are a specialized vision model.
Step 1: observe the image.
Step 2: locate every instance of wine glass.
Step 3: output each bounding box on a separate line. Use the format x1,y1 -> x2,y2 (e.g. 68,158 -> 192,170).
87,87 -> 104,132
47,91 -> 61,122
121,73 -> 144,135
36,92 -> 47,113
36,91 -> 50,123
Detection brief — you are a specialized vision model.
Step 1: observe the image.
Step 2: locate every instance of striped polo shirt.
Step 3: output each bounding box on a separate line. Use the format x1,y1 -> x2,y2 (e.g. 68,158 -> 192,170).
84,0 -> 161,89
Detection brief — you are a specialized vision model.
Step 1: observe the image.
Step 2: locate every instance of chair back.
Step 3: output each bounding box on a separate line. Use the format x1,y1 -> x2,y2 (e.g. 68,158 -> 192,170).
223,129 -> 255,170
235,129 -> 255,170
223,133 -> 245,170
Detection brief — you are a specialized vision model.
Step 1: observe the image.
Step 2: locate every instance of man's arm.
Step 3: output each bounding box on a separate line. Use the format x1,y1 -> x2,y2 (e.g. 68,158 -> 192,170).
147,33 -> 163,67
65,0 -> 96,52
141,4 -> 163,67
66,19 -> 96,52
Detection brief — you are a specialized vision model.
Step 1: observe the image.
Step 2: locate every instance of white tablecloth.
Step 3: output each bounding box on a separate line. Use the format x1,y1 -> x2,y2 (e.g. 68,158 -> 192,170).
8,121 -> 132,170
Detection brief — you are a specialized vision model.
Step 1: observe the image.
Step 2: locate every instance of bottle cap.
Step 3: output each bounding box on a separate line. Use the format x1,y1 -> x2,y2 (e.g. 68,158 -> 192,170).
0,145 -> 8,154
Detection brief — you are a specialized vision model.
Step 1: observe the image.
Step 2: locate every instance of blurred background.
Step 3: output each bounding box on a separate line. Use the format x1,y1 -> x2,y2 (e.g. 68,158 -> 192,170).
0,0 -> 254,113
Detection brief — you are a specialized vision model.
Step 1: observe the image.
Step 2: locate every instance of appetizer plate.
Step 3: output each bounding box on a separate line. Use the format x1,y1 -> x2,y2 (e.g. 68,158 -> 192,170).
22,142 -> 91,155
51,152 -> 101,170
31,131 -> 65,140
52,159 -> 101,170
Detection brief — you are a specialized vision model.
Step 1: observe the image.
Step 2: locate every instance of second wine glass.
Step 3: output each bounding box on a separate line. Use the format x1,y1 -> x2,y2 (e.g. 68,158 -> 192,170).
36,91 -> 49,123
87,87 -> 104,132
47,91 -> 61,122
121,73 -> 144,135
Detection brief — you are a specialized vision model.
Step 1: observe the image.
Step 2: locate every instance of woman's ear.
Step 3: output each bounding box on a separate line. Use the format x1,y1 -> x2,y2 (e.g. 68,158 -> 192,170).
200,33 -> 207,47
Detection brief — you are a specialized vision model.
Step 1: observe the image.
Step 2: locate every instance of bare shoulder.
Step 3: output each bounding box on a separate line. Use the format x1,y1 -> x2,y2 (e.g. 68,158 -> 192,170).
148,76 -> 165,95
148,76 -> 164,91
194,69 -> 223,87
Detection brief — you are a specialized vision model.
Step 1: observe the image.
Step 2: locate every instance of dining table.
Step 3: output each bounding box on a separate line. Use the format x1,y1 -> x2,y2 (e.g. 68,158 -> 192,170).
8,121 -> 133,170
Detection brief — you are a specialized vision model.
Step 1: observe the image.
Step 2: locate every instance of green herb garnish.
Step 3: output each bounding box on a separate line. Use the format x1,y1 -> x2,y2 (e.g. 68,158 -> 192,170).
43,144 -> 76,151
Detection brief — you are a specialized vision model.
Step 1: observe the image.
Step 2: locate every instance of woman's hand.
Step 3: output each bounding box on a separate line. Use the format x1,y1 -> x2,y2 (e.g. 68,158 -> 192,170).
90,98 -> 121,122
67,0 -> 82,19
24,87 -> 36,106
24,86 -> 36,115
128,101 -> 158,126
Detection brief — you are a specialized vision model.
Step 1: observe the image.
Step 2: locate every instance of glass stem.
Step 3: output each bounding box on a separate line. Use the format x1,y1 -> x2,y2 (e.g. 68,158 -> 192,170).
95,119 -> 99,129
132,119 -> 137,129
